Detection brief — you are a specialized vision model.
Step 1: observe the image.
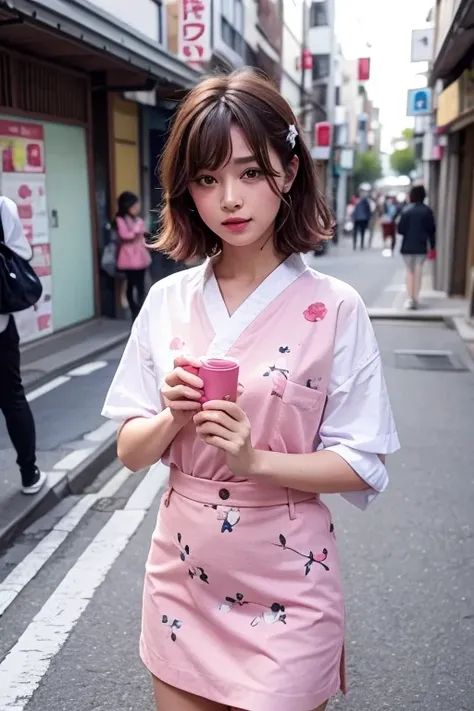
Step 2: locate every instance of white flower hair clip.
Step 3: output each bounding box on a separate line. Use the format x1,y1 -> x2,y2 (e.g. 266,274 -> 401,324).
287,124 -> 298,149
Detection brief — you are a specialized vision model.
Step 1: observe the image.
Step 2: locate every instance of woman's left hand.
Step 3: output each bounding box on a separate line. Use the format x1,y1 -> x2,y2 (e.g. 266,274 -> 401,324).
193,400 -> 256,477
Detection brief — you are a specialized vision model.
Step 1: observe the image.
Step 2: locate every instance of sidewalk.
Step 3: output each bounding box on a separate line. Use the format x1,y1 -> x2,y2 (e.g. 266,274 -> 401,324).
0,318 -> 129,551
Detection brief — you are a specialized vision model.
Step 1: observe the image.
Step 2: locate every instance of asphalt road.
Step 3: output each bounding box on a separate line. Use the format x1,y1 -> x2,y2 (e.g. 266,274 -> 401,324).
1,246 -> 473,711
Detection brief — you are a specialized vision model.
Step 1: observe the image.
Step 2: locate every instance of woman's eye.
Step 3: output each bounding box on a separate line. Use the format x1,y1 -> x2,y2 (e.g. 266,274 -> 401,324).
196,175 -> 216,186
243,169 -> 262,179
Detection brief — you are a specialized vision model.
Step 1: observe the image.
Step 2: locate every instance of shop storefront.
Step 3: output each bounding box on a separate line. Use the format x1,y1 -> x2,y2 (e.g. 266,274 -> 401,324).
0,51 -> 95,344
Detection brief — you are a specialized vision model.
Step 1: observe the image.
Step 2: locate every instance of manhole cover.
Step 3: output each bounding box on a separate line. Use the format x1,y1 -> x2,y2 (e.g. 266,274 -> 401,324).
92,497 -> 127,512
395,350 -> 468,372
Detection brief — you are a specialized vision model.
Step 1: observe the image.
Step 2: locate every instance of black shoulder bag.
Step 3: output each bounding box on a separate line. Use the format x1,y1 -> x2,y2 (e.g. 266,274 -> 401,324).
0,201 -> 43,314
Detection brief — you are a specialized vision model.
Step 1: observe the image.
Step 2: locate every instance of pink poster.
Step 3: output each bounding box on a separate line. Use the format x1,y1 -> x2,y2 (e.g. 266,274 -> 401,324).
0,119 -> 53,342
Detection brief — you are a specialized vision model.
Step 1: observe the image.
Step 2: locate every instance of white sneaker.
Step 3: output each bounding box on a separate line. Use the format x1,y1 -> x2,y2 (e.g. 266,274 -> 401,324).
404,298 -> 417,310
21,470 -> 48,495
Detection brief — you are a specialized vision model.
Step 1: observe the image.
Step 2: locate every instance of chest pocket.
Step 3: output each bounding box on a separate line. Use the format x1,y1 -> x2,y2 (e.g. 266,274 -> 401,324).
270,381 -> 327,455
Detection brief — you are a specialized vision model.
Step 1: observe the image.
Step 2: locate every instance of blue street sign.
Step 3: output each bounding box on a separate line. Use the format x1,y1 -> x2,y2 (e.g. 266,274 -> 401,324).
407,88 -> 432,116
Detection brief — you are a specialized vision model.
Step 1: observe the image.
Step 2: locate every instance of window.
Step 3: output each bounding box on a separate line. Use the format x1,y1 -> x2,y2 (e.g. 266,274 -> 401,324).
310,1 -> 328,27
151,0 -> 163,44
312,54 -> 330,81
313,83 -> 328,109
221,0 -> 245,57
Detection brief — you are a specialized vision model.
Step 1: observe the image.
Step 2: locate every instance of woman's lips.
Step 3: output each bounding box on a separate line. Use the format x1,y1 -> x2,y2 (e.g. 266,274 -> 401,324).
222,219 -> 251,233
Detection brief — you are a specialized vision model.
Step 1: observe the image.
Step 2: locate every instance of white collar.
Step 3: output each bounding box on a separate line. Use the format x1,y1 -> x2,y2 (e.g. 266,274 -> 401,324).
201,253 -> 308,357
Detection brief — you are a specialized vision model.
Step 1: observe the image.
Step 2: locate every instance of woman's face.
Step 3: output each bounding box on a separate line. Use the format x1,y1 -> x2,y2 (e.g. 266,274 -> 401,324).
188,125 -> 298,251
129,201 -> 140,216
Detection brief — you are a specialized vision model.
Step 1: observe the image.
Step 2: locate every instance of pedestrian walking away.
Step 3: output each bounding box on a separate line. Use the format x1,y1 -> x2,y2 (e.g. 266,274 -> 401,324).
397,185 -> 436,310
352,189 -> 372,250
102,68 -> 400,711
115,191 -> 152,321
0,196 -> 47,495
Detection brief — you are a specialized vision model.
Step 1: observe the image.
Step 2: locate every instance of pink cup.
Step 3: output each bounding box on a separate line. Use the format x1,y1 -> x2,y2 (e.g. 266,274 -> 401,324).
184,358 -> 239,403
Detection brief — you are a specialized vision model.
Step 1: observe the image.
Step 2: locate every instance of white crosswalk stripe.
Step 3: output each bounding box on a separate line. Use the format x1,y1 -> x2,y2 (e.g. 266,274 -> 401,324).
0,462 -> 169,711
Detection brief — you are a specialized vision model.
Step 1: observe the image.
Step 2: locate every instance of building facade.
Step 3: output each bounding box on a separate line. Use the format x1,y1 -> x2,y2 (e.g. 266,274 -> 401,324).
430,0 -> 474,318
0,0 -> 200,340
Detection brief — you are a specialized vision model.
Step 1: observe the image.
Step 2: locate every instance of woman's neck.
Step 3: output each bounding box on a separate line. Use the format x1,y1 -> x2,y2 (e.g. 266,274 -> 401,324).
214,236 -> 285,285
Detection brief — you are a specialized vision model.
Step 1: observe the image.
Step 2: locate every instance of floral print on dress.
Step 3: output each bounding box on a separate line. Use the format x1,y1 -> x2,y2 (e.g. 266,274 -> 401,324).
263,357 -> 289,398
219,592 -> 287,626
162,615 -> 182,641
275,534 -> 329,575
204,505 -> 241,533
177,533 -> 210,583
303,302 -> 328,322
170,336 -> 186,350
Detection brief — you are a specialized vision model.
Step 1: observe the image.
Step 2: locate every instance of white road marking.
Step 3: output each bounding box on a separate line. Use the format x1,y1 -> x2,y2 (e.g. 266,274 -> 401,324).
0,508 -> 146,710
124,462 -> 168,511
52,449 -> 95,471
83,419 -> 118,442
0,467 -> 132,617
67,361 -> 108,377
26,376 -> 70,403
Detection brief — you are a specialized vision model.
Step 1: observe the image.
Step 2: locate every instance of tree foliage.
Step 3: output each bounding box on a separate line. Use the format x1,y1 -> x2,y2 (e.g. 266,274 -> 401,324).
353,150 -> 382,185
391,129 -> 416,176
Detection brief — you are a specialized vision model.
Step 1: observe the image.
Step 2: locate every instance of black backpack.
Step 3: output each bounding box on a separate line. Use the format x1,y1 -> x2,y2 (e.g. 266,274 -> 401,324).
0,199 -> 43,314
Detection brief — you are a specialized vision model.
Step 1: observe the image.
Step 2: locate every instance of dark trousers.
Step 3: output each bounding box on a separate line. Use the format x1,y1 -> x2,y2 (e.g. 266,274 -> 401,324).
0,317 -> 37,484
124,269 -> 146,321
353,220 -> 368,249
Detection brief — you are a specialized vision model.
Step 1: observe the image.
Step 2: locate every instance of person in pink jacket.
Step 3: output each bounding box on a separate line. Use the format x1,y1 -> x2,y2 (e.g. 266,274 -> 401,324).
103,69 -> 399,711
115,191 -> 151,320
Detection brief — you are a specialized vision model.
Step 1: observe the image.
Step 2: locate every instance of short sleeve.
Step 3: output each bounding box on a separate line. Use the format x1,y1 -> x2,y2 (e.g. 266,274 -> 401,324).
101,297 -> 162,423
317,288 -> 400,510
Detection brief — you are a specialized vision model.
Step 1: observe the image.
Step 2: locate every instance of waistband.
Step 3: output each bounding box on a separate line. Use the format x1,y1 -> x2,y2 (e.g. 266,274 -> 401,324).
168,466 -> 317,508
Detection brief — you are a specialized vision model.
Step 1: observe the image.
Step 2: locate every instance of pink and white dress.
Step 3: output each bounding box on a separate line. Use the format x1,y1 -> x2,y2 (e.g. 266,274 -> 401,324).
102,253 -> 399,711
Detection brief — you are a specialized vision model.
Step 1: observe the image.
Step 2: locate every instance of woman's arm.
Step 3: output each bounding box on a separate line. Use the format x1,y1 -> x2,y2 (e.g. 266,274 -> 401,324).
250,449 -> 370,493
116,216 -> 137,241
117,410 -> 184,472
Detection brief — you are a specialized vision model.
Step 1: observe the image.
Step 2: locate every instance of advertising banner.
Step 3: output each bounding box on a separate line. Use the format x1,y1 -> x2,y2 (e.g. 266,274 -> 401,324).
0,119 -> 53,342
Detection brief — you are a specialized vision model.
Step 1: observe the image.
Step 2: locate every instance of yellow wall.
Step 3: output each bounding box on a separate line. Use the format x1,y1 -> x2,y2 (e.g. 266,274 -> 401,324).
436,80 -> 460,127
112,95 -> 139,200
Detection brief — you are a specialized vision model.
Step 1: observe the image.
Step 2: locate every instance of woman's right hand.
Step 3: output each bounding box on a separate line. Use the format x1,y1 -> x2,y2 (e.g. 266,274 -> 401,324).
161,355 -> 204,425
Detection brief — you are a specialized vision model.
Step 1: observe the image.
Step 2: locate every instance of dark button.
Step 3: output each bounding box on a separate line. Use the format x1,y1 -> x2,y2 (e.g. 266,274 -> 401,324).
219,488 -> 230,501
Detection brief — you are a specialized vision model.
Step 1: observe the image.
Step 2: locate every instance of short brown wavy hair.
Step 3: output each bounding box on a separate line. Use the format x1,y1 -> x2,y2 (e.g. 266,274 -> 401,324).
153,68 -> 333,261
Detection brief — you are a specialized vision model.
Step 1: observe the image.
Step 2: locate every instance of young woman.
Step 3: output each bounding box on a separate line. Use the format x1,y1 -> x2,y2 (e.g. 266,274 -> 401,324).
102,69 -> 399,711
115,191 -> 151,320
397,185 -> 436,310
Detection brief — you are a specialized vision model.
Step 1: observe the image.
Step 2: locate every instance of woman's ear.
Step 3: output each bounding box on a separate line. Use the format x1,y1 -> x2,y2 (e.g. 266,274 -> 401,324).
283,155 -> 299,193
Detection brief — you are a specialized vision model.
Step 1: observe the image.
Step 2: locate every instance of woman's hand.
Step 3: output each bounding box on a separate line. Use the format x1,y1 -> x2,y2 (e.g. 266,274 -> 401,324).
193,399 -> 256,477
162,355 -> 203,427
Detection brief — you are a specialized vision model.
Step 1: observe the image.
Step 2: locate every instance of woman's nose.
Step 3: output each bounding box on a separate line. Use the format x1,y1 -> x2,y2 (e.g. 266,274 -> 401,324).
221,183 -> 243,211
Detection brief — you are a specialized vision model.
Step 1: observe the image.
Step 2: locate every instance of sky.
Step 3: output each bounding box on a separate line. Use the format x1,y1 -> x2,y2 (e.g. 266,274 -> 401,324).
335,0 -> 434,151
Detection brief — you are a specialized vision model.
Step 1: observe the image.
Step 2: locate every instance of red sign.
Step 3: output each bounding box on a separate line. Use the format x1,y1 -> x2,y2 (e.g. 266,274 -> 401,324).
179,0 -> 211,63
358,57 -> 371,82
298,49 -> 313,70
314,122 -> 332,147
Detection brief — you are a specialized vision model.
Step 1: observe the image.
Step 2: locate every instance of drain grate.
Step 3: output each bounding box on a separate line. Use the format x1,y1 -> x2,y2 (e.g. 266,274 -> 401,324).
395,350 -> 468,372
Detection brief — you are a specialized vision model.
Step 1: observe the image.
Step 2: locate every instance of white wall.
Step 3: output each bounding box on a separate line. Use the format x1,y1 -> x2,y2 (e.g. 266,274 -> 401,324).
87,0 -> 161,43
434,0 -> 461,58
307,25 -> 331,55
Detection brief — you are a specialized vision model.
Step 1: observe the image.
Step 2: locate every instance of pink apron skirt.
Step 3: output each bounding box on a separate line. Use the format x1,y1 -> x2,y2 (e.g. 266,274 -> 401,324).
140,467 -> 346,711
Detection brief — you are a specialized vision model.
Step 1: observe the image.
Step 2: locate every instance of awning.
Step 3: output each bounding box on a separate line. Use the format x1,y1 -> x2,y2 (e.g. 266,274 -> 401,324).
431,0 -> 474,81
1,0 -> 202,89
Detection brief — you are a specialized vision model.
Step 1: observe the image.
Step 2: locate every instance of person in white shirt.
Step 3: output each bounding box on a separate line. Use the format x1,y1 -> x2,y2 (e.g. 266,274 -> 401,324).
0,196 -> 47,494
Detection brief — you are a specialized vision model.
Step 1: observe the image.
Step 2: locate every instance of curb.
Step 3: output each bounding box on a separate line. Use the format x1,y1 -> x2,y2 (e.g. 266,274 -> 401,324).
23,333 -> 129,395
367,309 -> 464,322
0,433 -> 117,553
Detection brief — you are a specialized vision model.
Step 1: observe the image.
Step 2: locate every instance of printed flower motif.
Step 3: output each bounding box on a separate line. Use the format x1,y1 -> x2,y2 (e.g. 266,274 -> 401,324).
303,302 -> 328,323
170,336 -> 185,350
162,615 -> 182,642
274,534 -> 329,574
219,593 -> 287,626
264,357 -> 289,398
